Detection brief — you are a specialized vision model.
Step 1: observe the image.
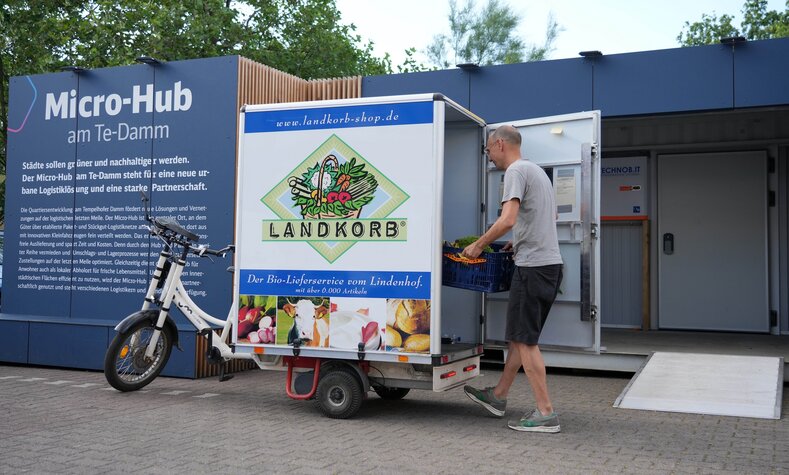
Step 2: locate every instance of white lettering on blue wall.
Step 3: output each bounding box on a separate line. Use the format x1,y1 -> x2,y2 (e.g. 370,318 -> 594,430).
45,81 -> 192,120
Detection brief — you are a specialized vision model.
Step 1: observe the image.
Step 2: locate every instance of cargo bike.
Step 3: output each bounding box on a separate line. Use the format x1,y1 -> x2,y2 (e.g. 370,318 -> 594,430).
105,94 -> 600,419
104,95 -> 505,419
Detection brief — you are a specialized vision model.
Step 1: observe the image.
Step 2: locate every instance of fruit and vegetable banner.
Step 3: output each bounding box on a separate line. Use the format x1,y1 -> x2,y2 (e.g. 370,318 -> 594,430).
235,100 -> 436,353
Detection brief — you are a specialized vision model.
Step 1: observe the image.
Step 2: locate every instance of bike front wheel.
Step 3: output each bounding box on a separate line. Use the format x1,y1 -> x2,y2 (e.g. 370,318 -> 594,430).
104,320 -> 174,391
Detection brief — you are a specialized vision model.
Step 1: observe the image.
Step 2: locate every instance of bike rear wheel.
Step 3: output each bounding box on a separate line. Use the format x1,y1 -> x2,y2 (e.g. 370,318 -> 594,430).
315,368 -> 364,419
104,320 -> 174,391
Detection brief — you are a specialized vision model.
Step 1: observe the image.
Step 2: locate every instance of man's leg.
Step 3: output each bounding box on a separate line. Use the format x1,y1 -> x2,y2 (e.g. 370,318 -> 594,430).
464,345 -> 519,417
493,341 -> 521,400
513,341 -> 552,415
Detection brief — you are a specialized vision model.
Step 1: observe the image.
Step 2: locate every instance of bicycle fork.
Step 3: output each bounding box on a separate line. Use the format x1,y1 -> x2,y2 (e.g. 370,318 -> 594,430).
140,249 -> 184,361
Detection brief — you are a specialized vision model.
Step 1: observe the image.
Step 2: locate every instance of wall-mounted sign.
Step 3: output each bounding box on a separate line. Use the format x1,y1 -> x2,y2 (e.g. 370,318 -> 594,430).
5,57 -> 238,321
601,156 -> 647,219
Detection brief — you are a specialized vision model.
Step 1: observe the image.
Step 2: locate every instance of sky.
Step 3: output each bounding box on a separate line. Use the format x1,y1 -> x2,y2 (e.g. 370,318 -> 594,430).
334,0 -> 787,67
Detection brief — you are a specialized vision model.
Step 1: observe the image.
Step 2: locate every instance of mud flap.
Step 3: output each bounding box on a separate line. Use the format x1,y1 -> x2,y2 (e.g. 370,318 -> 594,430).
114,309 -> 182,351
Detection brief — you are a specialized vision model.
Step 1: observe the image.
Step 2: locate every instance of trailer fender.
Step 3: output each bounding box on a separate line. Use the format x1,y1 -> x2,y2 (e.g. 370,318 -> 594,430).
114,309 -> 181,351
321,360 -> 370,393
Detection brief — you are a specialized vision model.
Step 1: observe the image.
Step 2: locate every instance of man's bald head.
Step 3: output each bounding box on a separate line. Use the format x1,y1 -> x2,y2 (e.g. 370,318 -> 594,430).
488,125 -> 521,147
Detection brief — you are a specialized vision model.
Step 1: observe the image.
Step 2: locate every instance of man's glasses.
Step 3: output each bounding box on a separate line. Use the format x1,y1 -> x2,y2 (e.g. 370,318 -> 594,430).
483,137 -> 500,156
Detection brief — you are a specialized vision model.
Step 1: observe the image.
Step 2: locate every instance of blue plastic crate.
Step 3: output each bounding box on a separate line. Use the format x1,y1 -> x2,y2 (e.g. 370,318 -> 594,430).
442,243 -> 514,293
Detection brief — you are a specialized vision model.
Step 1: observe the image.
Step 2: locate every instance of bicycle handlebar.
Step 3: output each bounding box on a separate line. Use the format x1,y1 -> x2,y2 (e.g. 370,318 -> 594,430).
193,244 -> 235,258
146,216 -> 233,259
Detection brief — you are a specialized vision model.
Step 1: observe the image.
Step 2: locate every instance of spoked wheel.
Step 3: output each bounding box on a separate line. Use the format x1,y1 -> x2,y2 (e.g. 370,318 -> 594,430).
315,368 -> 363,419
104,320 -> 174,391
373,386 -> 410,400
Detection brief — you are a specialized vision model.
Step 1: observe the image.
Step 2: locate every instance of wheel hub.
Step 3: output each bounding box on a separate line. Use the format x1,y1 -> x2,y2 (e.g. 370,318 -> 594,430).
328,386 -> 346,406
131,346 -> 153,370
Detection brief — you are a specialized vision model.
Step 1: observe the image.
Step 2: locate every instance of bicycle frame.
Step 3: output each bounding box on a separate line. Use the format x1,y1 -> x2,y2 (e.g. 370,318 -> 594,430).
140,246 -> 237,362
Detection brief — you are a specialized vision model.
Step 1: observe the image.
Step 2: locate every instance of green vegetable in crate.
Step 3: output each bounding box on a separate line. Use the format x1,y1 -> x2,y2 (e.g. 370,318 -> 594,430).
451,235 -> 494,253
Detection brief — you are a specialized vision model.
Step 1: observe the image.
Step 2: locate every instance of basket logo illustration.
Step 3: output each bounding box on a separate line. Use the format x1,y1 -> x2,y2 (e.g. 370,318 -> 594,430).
261,134 -> 409,263
292,153 -> 376,219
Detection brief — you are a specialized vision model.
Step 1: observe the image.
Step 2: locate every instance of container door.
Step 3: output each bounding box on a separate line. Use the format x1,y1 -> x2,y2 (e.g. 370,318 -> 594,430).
657,151 -> 769,332
484,112 -> 601,351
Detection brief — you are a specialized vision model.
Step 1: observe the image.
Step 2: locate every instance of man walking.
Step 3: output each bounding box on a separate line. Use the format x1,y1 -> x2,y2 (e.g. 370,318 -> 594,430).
461,125 -> 563,433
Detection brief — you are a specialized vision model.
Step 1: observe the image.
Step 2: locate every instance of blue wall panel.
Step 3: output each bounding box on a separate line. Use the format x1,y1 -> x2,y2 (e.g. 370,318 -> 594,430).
28,322 -> 109,369
151,56 -> 239,321
4,57 -> 241,377
5,58 -> 240,329
70,64 -> 154,321
469,59 -> 593,123
734,37 -> 789,107
5,72 -> 77,317
0,320 -> 29,363
363,69 -> 471,108
594,45 -> 733,116
160,330 -> 197,378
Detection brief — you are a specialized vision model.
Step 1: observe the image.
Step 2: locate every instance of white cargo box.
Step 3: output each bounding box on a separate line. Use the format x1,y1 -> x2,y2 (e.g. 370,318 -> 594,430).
233,94 -> 600,392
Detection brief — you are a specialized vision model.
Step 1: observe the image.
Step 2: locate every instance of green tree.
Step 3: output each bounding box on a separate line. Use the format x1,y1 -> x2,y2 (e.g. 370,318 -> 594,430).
0,0 -> 396,226
677,0 -> 789,46
397,47 -> 428,74
237,0 -> 393,79
426,0 -> 561,69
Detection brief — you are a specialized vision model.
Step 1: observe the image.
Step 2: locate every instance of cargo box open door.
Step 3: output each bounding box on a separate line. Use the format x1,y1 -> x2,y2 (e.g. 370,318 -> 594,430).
484,112 -> 601,352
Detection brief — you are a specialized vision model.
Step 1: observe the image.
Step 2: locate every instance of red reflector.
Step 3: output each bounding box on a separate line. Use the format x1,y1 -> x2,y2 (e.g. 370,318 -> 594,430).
440,370 -> 457,379
441,355 -> 449,364
463,364 -> 477,372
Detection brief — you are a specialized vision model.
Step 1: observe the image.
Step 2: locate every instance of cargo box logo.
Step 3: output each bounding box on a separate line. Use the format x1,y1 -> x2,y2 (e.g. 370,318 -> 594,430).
261,134 -> 409,263
292,153 -> 375,219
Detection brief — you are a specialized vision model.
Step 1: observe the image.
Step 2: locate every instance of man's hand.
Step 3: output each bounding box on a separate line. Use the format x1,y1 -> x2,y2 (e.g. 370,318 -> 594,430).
461,241 -> 483,259
460,199 -> 518,260
502,241 -> 513,252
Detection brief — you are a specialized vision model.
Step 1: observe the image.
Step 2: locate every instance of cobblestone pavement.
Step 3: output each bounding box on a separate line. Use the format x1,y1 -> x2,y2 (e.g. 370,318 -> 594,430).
1,364 -> 787,474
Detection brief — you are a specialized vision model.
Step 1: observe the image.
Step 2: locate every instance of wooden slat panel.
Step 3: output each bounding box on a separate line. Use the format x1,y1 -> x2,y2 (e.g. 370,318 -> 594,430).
237,57 -> 341,110
195,334 -> 256,378
198,59 -> 361,379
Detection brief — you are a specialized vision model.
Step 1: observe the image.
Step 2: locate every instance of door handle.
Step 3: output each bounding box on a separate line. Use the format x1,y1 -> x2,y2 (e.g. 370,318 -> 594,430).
663,233 -> 674,254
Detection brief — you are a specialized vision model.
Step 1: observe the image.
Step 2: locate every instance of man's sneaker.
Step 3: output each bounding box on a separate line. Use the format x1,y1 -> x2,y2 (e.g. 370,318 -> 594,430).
507,409 -> 561,433
463,385 -> 506,417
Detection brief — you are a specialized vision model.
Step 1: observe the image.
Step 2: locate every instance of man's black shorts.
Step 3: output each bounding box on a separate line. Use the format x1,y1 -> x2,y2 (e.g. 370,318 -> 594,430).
505,264 -> 563,345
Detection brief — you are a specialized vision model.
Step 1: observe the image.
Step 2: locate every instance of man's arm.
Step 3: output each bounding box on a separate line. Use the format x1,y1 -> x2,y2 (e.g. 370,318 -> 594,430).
461,199 -> 519,258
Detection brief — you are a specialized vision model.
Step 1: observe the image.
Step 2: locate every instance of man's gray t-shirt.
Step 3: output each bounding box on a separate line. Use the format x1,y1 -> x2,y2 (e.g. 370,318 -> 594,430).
501,159 -> 563,267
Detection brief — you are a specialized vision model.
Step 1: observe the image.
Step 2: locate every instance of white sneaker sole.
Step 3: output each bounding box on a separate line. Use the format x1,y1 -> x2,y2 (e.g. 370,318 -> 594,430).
507,423 -> 561,433
464,390 -> 505,417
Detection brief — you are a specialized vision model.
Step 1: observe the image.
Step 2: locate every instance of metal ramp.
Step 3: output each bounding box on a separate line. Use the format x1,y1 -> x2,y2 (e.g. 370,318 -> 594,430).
614,352 -> 784,419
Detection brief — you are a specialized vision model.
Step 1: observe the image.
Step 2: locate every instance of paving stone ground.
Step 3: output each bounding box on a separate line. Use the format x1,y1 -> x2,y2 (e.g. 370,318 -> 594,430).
1,363 -> 787,474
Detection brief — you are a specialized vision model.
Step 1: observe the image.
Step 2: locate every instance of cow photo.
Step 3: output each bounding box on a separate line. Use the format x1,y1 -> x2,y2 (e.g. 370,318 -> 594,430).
277,296 -> 331,348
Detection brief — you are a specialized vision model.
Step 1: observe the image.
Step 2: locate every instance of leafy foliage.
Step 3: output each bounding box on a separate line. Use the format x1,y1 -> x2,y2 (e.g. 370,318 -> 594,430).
450,235 -> 493,253
677,0 -> 789,46
0,0 -> 398,225
336,156 -> 366,180
426,0 -> 561,69
397,47 -> 429,73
